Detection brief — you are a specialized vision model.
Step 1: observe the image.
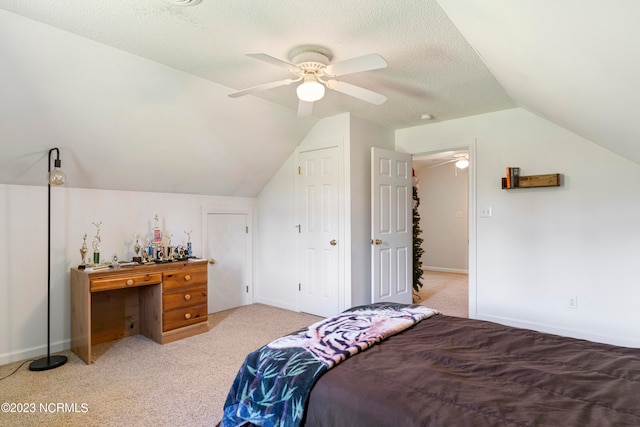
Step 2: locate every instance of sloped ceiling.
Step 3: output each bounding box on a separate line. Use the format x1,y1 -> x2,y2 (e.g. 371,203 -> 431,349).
0,1 -> 637,198
0,0 -> 514,197
438,0 -> 640,165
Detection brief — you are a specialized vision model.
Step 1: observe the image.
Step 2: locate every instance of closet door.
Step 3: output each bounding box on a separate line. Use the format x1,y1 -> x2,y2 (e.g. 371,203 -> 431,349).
206,213 -> 249,313
297,146 -> 341,317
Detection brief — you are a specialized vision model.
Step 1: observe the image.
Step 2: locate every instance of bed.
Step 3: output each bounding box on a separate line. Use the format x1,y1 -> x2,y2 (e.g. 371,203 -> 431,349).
221,303 -> 640,426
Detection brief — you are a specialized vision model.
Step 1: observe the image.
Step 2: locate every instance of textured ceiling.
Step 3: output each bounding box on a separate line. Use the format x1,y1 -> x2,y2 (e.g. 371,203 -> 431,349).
2,1 -> 637,198
0,0 -> 515,129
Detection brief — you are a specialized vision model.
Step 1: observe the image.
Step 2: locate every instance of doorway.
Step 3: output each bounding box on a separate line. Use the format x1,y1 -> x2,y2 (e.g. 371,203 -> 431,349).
412,147 -> 473,317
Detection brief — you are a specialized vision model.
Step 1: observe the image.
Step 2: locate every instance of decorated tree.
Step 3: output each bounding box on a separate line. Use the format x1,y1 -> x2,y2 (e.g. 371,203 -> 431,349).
413,172 -> 425,295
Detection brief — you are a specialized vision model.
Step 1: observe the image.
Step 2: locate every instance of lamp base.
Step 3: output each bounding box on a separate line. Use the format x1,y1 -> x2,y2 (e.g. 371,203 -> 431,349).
29,355 -> 68,371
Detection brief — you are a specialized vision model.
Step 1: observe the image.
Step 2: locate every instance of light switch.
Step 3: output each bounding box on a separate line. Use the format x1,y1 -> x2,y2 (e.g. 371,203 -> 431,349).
480,207 -> 493,218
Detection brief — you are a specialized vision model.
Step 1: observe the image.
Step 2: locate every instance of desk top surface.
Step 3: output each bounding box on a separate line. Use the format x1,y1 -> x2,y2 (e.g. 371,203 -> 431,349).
71,259 -> 207,278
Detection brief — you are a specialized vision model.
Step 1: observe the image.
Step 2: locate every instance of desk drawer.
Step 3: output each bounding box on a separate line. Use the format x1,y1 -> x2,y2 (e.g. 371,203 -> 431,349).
163,285 -> 207,311
163,303 -> 207,332
91,273 -> 162,292
163,268 -> 207,291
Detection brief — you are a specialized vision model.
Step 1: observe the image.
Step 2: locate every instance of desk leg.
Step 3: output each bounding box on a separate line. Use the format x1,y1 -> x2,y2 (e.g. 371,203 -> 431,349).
70,269 -> 91,364
140,284 -> 163,343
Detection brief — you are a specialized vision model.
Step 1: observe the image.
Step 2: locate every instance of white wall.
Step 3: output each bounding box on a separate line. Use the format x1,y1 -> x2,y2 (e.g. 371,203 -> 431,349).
414,161 -> 468,272
348,115 -> 395,306
255,114 -> 350,311
397,108 -> 640,347
254,153 -> 298,311
255,113 -> 395,311
0,183 -> 255,364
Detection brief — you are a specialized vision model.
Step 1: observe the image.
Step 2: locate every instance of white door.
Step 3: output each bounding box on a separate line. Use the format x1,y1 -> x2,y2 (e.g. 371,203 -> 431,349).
371,148 -> 413,304
297,147 -> 341,317
206,213 -> 248,313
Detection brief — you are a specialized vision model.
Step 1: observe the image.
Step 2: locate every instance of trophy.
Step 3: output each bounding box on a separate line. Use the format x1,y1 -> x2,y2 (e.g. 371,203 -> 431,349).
153,214 -> 162,245
143,238 -> 151,263
166,233 -> 174,261
153,215 -> 163,262
185,230 -> 193,258
79,234 -> 88,267
133,233 -> 142,263
92,222 -> 102,265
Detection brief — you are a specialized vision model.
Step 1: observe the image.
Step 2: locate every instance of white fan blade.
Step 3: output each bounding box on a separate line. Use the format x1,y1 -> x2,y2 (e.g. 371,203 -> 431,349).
427,159 -> 457,168
324,53 -> 387,77
246,53 -> 298,72
228,78 -> 297,98
297,100 -> 314,117
326,79 -> 387,105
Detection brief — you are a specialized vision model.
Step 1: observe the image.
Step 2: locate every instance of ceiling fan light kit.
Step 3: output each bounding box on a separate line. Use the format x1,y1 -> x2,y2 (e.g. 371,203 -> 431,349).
455,156 -> 469,169
229,45 -> 388,116
297,77 -> 326,102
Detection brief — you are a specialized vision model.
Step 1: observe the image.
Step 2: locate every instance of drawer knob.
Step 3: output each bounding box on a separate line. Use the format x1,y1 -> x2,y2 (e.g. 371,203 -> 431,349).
184,294 -> 191,301
184,313 -> 191,320
184,275 -> 192,281
126,279 -> 134,286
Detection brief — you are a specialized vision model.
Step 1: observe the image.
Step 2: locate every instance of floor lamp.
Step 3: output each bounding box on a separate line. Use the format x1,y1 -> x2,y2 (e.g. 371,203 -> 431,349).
29,148 -> 68,371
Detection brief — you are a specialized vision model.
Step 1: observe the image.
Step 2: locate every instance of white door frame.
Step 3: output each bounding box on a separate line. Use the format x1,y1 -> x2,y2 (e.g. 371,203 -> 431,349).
201,206 -> 254,306
412,140 -> 477,318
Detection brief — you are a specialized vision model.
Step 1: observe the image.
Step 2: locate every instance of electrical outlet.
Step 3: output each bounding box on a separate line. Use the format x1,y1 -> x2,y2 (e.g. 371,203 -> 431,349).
567,296 -> 578,309
480,207 -> 493,218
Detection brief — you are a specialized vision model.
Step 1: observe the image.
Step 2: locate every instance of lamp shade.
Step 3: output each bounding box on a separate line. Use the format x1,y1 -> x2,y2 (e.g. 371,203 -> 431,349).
296,79 -> 325,102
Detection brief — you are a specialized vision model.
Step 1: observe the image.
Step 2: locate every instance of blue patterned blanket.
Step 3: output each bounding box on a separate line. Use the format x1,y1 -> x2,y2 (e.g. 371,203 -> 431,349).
221,303 -> 439,427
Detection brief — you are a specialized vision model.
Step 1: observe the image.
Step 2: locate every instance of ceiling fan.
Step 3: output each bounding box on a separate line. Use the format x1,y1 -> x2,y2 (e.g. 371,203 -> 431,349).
228,45 -> 388,117
428,153 -> 469,169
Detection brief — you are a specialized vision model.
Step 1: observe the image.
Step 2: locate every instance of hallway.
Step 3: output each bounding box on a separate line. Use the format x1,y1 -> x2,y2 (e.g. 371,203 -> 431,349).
415,270 -> 468,318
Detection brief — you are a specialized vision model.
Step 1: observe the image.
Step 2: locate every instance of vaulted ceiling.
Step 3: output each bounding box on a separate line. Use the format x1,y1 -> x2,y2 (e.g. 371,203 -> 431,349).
0,1 -> 637,197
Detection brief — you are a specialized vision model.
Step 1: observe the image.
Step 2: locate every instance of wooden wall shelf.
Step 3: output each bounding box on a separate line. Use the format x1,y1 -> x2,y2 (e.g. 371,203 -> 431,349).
502,173 -> 560,189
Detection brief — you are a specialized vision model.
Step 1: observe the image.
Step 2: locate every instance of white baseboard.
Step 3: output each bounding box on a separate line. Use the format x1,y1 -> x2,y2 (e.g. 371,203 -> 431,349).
474,313 -> 640,348
0,339 -> 70,366
252,296 -> 296,313
422,266 -> 468,274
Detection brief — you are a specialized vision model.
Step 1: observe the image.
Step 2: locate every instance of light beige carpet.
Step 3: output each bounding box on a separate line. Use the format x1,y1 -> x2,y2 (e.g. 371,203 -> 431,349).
1,280 -> 466,427
415,270 -> 469,318
0,304 -> 320,427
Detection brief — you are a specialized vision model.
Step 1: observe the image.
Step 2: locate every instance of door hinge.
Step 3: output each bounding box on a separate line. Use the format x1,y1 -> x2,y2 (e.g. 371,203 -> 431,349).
246,226 -> 249,234
297,166 -> 301,175
298,283 -> 301,291
246,285 -> 249,293
296,224 -> 301,233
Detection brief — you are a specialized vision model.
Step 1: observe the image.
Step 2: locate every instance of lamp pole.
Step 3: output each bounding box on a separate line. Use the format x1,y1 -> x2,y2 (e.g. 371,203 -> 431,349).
29,148 -> 68,371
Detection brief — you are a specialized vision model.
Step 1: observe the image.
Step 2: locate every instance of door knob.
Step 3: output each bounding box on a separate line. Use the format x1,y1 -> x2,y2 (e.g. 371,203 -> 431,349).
208,258 -> 216,264
370,239 -> 382,245
330,240 -> 337,246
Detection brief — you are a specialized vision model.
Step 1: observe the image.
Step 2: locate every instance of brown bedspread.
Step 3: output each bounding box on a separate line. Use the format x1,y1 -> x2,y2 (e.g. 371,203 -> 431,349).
304,314 -> 640,427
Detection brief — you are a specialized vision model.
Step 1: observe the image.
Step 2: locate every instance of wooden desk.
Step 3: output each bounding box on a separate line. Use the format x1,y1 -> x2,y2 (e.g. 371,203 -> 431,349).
70,260 -> 209,364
